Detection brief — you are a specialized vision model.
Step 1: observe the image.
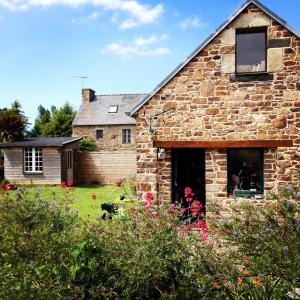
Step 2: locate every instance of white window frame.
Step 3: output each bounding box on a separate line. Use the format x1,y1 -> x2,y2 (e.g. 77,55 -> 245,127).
24,147 -> 43,174
122,129 -> 131,144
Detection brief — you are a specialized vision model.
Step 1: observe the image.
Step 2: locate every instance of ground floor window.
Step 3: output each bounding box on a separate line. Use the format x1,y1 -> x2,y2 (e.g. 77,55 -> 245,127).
24,147 -> 43,173
227,148 -> 263,196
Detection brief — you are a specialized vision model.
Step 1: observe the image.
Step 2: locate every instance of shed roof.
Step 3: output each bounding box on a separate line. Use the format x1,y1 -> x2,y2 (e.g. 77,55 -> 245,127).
130,0 -> 300,116
73,93 -> 147,126
0,137 -> 82,148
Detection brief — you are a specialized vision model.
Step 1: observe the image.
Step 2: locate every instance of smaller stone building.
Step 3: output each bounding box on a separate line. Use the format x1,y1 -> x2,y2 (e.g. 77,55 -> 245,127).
73,89 -> 147,151
72,89 -> 147,184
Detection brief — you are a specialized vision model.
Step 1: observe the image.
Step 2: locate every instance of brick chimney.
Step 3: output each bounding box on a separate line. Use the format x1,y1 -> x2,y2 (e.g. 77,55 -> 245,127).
82,88 -> 95,103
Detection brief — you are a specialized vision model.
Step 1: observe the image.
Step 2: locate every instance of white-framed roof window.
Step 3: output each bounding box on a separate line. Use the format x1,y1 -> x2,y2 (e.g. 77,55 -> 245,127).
109,105 -> 118,113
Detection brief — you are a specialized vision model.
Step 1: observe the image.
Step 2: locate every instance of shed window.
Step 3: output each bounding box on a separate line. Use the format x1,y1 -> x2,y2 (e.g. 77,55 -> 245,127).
24,147 -> 43,173
227,149 -> 263,196
109,105 -> 118,113
236,30 -> 266,73
122,129 -> 131,144
96,129 -> 103,139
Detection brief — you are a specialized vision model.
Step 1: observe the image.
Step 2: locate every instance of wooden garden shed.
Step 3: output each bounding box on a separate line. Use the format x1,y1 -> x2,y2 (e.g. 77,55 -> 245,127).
0,137 -> 82,185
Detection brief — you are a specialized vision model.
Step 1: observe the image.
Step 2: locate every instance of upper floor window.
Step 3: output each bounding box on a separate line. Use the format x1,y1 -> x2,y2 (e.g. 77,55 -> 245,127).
236,29 -> 266,73
122,129 -> 131,144
96,129 -> 103,139
109,105 -> 118,113
24,147 -> 43,173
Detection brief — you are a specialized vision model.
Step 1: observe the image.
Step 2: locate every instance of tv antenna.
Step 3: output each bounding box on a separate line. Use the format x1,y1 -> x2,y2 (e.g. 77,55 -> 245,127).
69,75 -> 88,89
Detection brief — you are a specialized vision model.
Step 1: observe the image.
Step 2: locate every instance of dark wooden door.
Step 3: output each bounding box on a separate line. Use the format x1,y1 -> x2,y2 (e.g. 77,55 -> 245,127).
172,148 -> 205,206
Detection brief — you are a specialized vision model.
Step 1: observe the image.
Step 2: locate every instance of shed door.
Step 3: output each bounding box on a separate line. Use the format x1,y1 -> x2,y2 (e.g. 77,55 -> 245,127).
67,149 -> 73,183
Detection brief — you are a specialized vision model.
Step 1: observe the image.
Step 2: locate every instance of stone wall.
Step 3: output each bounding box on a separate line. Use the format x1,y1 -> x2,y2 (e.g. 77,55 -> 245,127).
77,151 -> 136,184
134,3 -> 300,211
73,124 -> 135,151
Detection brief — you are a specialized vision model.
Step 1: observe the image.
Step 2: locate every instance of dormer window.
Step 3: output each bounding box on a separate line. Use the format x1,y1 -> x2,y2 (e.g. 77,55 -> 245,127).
109,105 -> 118,113
236,29 -> 266,73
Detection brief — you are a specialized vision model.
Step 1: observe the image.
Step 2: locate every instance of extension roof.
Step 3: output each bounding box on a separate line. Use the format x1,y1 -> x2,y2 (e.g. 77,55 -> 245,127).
73,94 -> 148,126
130,0 -> 300,116
0,137 -> 82,148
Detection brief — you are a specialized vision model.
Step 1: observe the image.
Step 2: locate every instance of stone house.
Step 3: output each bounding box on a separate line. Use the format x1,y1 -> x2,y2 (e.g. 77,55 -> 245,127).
73,89 -> 147,151
129,0 -> 300,211
72,89 -> 147,184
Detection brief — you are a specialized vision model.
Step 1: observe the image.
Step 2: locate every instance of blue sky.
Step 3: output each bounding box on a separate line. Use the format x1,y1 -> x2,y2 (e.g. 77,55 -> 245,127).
0,0 -> 299,126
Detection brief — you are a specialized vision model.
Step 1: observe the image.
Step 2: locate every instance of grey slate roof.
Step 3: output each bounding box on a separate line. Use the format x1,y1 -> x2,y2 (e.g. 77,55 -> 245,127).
130,0 -> 300,116
0,137 -> 82,148
73,94 -> 147,126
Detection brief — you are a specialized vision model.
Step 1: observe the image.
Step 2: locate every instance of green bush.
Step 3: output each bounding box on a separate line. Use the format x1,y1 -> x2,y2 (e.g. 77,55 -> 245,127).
0,188 -> 80,299
211,182 -> 300,299
79,139 -> 97,152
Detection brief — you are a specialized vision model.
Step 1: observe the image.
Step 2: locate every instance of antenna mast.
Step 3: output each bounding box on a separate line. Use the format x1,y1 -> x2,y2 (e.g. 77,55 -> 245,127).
69,75 -> 88,89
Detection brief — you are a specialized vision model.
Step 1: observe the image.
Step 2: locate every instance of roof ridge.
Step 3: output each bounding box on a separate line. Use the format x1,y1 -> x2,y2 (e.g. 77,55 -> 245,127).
96,93 -> 148,96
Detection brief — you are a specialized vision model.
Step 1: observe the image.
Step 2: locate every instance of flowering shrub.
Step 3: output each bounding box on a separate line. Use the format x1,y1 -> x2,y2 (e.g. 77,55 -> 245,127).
0,181 -> 299,299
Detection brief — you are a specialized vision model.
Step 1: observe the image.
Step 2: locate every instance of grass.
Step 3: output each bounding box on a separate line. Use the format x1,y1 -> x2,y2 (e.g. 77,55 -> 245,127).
0,184 -> 123,221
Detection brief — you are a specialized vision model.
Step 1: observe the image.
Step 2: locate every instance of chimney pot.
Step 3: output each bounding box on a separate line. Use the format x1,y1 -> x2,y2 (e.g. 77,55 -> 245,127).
82,88 -> 95,103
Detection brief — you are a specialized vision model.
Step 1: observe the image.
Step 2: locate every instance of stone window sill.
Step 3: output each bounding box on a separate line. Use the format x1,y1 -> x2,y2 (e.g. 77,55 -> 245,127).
229,72 -> 273,82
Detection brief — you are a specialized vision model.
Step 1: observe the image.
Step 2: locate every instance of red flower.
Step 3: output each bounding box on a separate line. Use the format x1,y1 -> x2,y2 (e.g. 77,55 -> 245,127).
61,182 -> 67,188
181,207 -> 187,214
91,194 -> 97,200
67,180 -> 73,187
145,192 -> 154,202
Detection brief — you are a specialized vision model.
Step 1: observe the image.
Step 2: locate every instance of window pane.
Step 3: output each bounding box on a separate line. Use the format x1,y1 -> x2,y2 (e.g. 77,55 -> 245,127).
122,129 -> 131,144
228,149 -> 263,194
96,129 -> 103,139
109,105 -> 118,113
236,31 -> 266,73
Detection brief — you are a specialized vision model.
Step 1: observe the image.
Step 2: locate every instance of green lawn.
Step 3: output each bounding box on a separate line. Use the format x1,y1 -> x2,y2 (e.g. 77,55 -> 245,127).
1,185 -> 122,221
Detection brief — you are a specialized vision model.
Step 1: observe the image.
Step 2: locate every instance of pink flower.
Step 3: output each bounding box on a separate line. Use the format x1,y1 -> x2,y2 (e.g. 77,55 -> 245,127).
191,200 -> 203,214
143,202 -> 151,209
186,197 -> 193,203
61,182 -> 67,188
145,192 -> 154,202
200,233 -> 208,241
91,194 -> 97,200
184,187 -> 193,197
181,208 -> 187,214
169,203 -> 177,210
67,180 -> 73,187
197,219 -> 208,232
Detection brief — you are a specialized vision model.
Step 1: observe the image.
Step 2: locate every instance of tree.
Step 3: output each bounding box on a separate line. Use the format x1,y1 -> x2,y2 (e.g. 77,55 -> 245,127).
0,101 -> 28,142
30,105 -> 52,137
30,103 -> 76,137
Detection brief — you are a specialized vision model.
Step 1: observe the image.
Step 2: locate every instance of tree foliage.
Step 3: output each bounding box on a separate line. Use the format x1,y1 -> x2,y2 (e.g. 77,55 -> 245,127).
0,100 -> 28,142
79,139 -> 97,152
30,103 -> 76,137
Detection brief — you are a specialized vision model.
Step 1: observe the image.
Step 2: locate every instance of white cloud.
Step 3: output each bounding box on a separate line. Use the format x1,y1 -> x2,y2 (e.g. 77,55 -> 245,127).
105,34 -> 170,58
180,15 -> 207,30
72,11 -> 100,24
0,0 -> 163,28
